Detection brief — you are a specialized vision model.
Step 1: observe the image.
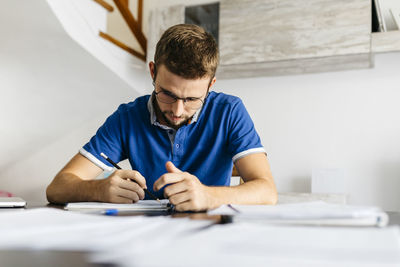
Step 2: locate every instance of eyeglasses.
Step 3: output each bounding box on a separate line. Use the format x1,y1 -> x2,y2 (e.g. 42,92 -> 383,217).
153,82 -> 207,110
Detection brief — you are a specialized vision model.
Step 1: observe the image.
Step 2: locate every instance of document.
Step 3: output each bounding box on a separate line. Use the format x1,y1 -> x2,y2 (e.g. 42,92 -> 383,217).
65,199 -> 171,211
208,201 -> 389,227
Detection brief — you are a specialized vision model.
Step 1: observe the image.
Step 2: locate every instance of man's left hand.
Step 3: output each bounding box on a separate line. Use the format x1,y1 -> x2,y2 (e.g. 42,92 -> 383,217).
153,161 -> 216,212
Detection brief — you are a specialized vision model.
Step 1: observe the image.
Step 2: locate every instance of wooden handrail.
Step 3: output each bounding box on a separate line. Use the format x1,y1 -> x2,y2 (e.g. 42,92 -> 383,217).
99,31 -> 146,62
92,0 -> 114,12
113,0 -> 147,54
138,0 -> 143,31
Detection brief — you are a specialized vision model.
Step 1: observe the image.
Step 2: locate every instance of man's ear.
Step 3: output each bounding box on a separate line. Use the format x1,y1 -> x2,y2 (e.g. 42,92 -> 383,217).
149,61 -> 156,80
209,76 -> 217,89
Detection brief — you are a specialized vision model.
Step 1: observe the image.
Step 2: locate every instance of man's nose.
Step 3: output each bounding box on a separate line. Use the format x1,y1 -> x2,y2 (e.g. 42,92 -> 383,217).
171,99 -> 185,116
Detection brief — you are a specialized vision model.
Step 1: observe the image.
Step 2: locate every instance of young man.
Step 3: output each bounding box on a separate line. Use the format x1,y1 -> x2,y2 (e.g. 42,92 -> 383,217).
46,24 -> 277,211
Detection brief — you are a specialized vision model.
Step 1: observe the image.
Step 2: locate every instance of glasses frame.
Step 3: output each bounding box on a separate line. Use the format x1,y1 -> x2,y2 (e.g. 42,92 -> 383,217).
152,81 -> 209,110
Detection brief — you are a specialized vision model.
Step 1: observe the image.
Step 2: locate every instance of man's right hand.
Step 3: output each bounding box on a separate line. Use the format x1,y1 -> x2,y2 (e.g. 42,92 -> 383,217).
97,170 -> 147,203
47,153 -> 148,204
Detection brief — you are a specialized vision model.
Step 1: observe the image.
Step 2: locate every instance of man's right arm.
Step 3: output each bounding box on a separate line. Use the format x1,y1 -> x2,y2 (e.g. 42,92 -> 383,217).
46,153 -> 147,204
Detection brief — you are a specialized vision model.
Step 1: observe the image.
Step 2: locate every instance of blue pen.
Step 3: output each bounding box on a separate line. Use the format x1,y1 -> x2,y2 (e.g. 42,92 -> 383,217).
102,209 -> 119,216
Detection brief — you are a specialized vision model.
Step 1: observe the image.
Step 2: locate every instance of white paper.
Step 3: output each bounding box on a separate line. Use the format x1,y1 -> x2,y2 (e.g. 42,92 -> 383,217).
208,201 -> 389,227
65,199 -> 170,211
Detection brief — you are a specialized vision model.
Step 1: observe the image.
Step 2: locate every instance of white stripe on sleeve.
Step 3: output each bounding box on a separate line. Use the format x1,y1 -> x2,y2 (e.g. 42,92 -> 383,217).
232,147 -> 266,163
79,148 -> 114,172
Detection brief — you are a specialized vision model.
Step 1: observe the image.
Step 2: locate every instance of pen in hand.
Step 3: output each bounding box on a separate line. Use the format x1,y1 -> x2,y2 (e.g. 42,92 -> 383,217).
100,152 -> 160,203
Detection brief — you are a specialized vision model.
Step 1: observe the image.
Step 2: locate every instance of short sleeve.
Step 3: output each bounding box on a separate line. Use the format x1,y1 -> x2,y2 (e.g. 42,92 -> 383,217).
227,99 -> 266,163
80,107 -> 126,171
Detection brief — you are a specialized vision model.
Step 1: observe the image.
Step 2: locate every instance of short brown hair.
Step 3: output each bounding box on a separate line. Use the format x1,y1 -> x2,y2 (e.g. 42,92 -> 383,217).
154,24 -> 219,80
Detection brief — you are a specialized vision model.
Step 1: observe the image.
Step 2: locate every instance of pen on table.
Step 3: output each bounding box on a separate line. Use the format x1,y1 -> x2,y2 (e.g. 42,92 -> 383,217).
80,209 -> 119,216
102,209 -> 119,216
227,204 -> 240,213
100,152 -> 160,203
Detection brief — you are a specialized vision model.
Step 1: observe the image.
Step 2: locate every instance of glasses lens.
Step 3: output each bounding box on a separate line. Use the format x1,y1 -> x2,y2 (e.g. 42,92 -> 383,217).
185,99 -> 203,109
155,91 -> 204,110
156,92 -> 175,104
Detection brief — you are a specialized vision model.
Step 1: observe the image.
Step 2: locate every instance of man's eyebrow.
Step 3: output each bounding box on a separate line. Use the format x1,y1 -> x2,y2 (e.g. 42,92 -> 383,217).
159,86 -> 174,95
159,85 -> 203,99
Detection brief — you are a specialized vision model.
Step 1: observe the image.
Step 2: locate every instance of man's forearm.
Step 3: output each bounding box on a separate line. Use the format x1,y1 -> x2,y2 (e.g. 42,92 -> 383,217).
46,173 -> 100,204
207,178 -> 278,209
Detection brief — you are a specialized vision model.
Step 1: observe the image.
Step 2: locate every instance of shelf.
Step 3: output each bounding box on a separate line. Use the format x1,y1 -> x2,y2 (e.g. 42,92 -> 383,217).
217,53 -> 371,79
371,31 -> 400,53
219,0 -> 371,66
148,0 -> 395,79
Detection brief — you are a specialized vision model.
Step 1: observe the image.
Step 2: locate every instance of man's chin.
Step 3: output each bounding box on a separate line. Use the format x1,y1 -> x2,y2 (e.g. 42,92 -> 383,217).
167,118 -> 187,127
161,112 -> 190,128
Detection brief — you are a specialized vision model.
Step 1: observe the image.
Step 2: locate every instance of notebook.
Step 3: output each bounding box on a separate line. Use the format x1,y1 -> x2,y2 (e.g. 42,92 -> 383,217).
65,199 -> 171,211
0,197 -> 26,208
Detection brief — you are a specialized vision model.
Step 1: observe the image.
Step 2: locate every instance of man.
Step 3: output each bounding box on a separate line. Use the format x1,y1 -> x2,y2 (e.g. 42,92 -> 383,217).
46,24 -> 277,211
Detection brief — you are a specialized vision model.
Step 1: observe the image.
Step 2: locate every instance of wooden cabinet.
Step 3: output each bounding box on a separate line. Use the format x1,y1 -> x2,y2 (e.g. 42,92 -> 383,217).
218,0 -> 371,78
147,0 -> 394,79
219,0 -> 370,65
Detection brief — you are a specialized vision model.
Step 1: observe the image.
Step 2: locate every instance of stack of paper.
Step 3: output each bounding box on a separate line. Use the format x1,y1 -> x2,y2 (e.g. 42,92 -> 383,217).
208,201 -> 389,227
65,199 -> 170,211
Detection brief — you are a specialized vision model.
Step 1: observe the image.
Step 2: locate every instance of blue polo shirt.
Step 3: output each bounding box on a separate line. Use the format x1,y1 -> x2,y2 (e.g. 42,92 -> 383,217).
80,91 -> 265,199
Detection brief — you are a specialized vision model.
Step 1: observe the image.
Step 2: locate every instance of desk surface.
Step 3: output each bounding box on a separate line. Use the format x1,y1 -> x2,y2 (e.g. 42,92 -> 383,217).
1,203 -> 400,267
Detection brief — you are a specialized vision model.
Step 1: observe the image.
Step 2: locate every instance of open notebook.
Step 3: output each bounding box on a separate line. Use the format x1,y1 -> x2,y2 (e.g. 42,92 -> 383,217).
65,199 -> 171,212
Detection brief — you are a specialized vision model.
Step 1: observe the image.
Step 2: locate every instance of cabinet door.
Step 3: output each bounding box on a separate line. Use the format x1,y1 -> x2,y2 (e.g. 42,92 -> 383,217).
219,0 -> 371,65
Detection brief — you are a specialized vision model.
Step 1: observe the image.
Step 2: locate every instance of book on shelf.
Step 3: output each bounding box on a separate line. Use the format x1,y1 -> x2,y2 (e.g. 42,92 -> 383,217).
390,8 -> 400,30
373,0 -> 387,32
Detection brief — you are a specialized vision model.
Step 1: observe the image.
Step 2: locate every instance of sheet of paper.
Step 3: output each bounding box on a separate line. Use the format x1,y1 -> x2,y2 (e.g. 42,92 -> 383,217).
208,201 -> 389,227
65,199 -> 170,211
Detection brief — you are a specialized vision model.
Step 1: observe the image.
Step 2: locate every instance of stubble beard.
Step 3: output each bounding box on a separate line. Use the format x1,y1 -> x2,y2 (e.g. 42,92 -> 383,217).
161,111 -> 190,129
154,98 -> 191,129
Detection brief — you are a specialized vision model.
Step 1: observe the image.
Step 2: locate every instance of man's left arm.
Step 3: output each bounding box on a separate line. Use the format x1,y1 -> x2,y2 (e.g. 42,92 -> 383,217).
153,152 -> 277,212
